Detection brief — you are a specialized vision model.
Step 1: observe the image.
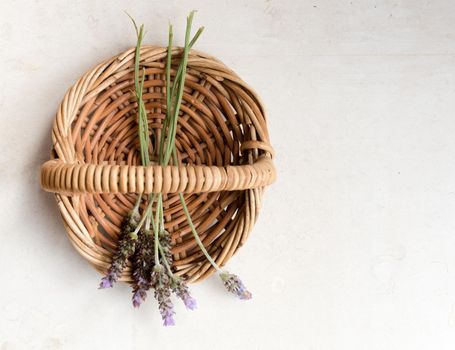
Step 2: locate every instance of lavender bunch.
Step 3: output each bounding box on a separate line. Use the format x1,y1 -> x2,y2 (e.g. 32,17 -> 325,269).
99,11 -> 253,327
98,14 -> 202,326
99,210 -> 140,289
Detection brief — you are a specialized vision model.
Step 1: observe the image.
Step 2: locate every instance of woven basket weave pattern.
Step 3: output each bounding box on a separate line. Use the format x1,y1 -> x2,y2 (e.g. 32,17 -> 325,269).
41,45 -> 275,282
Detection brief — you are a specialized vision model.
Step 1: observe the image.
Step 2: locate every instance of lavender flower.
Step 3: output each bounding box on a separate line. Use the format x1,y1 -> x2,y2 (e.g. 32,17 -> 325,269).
182,294 -> 197,310
219,272 -> 252,300
159,230 -> 173,267
98,211 -> 140,289
151,265 -> 175,326
99,274 -> 115,289
171,277 -> 197,310
162,308 -> 175,326
132,277 -> 149,308
131,230 -> 155,307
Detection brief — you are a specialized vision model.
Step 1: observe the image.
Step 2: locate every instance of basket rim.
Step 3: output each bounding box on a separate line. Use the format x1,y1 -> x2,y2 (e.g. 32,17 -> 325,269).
41,155 -> 275,195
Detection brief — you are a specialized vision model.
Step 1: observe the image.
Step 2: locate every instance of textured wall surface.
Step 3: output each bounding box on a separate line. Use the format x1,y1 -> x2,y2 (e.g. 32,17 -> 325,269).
1,0 -> 455,349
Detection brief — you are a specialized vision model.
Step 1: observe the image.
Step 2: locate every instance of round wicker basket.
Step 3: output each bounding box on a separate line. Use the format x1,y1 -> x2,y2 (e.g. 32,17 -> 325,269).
40,45 -> 275,282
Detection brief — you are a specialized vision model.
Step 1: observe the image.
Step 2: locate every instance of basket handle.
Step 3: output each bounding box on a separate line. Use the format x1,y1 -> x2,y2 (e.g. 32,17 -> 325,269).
40,156 -> 275,195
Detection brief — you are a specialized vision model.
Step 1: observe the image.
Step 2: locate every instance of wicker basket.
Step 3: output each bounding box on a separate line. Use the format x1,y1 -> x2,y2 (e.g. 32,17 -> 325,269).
40,45 -> 275,282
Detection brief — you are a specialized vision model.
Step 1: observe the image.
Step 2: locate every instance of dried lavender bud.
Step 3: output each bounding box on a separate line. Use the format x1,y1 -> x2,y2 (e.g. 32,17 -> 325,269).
171,277 -> 197,310
126,209 -> 141,231
151,265 -> 175,326
219,272 -> 252,300
99,231 -> 138,289
99,211 -> 140,289
99,273 -> 115,289
131,230 -> 155,307
159,230 -> 173,268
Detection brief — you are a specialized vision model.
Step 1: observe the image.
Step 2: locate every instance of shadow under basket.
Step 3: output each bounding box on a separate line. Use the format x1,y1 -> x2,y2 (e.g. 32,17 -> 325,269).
40,45 -> 276,283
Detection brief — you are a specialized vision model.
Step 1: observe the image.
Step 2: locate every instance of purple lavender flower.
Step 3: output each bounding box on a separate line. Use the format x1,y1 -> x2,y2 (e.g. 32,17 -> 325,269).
98,232 -> 137,288
171,277 -> 197,310
99,274 -> 115,289
132,292 -> 143,308
98,212 -> 140,289
219,272 -> 252,300
132,281 -> 148,308
151,265 -> 176,326
131,230 -> 154,307
183,295 -> 197,310
159,230 -> 173,267
163,310 -> 176,326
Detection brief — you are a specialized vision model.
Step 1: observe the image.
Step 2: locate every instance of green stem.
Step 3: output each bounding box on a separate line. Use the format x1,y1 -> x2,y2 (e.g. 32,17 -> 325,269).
158,13 -> 220,273
130,16 -> 155,238
178,192 -> 221,272
144,194 -> 155,230
158,24 -> 174,164
168,26 -> 204,110
132,195 -> 155,235
159,25 -> 204,165
138,70 -> 150,166
153,194 -> 163,263
130,19 -> 150,167
172,148 -> 221,272
158,195 -> 164,232
162,11 -> 195,166
132,192 -> 143,213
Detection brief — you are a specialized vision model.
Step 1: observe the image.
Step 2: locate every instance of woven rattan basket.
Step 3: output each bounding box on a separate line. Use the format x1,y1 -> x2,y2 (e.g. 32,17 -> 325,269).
40,45 -> 275,282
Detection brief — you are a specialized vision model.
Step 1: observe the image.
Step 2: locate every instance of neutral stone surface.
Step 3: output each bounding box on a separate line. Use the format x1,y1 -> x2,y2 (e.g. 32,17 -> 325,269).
1,0 -> 455,349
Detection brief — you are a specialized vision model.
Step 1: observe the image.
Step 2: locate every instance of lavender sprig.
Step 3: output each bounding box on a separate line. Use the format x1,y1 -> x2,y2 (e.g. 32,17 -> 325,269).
177,192 -> 253,299
171,277 -> 197,310
131,229 -> 155,307
99,211 -> 140,289
157,231 -> 198,310
220,272 -> 252,300
151,265 -> 175,326
132,277 -> 149,308
159,230 -> 173,267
